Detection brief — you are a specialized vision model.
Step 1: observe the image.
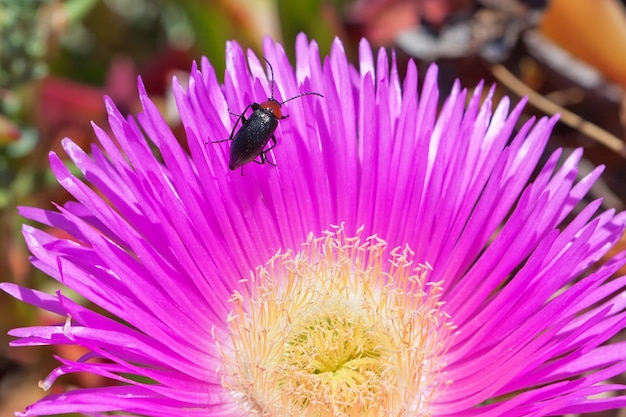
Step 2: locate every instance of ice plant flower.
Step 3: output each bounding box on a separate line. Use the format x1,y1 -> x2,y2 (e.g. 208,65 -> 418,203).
3,33 -> 626,417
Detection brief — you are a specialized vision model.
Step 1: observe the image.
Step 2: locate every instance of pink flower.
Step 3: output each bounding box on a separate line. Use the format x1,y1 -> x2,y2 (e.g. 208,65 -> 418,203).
4,34 -> 626,416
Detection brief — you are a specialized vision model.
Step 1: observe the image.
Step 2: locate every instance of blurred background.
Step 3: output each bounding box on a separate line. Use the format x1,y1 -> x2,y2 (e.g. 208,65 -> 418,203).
1,0 -> 626,416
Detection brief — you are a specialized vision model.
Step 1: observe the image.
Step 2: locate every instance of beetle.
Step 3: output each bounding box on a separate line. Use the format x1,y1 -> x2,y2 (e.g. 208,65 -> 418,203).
214,58 -> 323,174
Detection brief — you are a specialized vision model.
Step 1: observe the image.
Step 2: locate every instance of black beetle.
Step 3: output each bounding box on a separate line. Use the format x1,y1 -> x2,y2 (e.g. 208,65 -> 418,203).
214,58 -> 323,174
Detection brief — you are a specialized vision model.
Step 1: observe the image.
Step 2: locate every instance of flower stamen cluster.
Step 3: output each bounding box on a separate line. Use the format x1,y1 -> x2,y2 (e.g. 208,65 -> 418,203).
219,226 -> 455,417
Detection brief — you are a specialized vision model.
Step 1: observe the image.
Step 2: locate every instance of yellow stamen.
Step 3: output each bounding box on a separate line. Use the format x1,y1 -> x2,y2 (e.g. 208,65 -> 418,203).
217,226 -> 455,416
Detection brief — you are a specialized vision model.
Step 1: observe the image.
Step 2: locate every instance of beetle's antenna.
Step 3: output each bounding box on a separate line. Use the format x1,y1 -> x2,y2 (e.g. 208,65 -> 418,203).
280,91 -> 324,105
263,57 -> 275,100
263,57 -> 323,104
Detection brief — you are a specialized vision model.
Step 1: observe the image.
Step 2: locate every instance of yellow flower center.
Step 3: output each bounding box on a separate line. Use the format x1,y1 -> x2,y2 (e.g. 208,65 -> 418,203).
217,226 -> 455,416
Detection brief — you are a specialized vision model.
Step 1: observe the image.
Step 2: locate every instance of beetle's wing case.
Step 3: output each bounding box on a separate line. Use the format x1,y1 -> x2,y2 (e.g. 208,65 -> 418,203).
228,107 -> 279,169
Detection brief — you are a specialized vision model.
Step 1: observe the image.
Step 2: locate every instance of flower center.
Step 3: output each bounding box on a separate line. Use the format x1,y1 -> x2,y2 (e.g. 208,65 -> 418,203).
218,226 -> 454,417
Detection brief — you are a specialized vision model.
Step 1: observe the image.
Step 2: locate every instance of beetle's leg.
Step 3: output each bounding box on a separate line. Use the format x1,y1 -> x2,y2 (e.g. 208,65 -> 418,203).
256,151 -> 276,167
228,103 -> 254,119
265,135 -> 277,152
253,154 -> 269,165
265,155 -> 277,167
255,135 -> 277,166
212,137 -> 234,143
212,104 -> 253,143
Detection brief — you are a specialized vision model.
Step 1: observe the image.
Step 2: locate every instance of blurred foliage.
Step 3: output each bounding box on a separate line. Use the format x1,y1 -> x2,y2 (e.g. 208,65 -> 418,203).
0,0 -> 50,87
